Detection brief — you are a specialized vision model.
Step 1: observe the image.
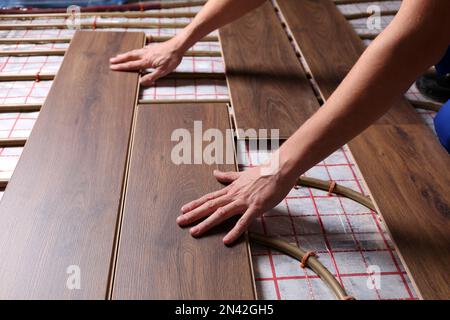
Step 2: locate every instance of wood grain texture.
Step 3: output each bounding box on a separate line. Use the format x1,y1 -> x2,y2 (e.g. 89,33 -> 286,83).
0,31 -> 145,299
112,104 -> 256,299
219,2 -> 320,139
276,0 -> 450,299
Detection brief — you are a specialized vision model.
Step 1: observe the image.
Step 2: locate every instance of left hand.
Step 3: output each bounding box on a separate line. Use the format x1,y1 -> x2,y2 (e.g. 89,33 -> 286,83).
177,165 -> 297,245
109,35 -> 184,86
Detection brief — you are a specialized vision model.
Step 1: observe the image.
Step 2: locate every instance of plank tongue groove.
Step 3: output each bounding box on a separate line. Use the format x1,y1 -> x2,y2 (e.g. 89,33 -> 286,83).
219,2 -> 320,139
0,31 -> 145,299
275,0 -> 450,299
112,104 -> 255,299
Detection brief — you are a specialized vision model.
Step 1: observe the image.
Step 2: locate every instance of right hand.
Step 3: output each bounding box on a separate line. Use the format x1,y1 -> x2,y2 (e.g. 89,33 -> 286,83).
110,35 -> 184,86
178,161 -> 298,245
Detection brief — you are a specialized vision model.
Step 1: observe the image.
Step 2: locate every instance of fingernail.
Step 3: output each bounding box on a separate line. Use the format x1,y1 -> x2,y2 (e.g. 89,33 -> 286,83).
176,216 -> 183,224
190,227 -> 198,236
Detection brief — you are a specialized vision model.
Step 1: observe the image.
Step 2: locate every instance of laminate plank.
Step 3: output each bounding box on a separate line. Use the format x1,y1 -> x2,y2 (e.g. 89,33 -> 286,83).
112,104 -> 256,299
276,0 -> 450,299
219,2 -> 320,139
0,31 -> 145,299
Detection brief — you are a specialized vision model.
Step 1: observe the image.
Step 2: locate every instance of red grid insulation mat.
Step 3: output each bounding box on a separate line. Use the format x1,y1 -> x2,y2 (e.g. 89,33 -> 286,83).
238,141 -> 417,300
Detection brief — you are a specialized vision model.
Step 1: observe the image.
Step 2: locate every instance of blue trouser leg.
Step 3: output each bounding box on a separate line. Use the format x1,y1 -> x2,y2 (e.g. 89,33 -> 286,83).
434,100 -> 450,153
433,46 -> 450,153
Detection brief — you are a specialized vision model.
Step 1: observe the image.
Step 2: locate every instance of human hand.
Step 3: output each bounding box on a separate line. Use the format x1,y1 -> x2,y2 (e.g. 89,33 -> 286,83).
177,165 -> 297,245
110,36 -> 184,86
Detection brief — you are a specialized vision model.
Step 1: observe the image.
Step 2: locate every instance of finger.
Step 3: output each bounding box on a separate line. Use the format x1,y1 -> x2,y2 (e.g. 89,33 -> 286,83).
213,170 -> 240,184
110,59 -> 147,71
223,207 -> 258,245
177,194 -> 232,226
181,187 -> 229,213
110,50 -> 142,64
190,201 -> 245,237
140,68 -> 167,86
110,50 -> 141,63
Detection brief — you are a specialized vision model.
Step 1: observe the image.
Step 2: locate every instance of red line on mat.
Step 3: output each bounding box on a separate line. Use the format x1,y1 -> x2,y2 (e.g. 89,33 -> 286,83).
285,198 -> 316,299
341,147 -> 415,299
255,270 -> 410,282
322,159 -> 382,299
245,142 -> 282,300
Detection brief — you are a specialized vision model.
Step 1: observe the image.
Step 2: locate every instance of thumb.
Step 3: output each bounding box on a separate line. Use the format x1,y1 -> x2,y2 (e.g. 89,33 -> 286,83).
140,68 -> 166,86
145,34 -> 154,44
214,170 -> 240,184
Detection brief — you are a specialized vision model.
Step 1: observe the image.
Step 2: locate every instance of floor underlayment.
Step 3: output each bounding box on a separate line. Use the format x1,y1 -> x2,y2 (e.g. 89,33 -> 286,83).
0,0 -> 443,300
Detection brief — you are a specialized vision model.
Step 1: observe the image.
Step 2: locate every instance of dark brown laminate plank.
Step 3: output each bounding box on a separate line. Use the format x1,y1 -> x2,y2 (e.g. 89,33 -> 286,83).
276,0 -> 450,299
112,104 -> 256,299
0,30 -> 145,299
219,2 -> 320,139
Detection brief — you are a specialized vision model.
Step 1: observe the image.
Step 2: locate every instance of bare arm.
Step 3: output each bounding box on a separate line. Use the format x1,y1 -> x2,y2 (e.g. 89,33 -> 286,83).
166,0 -> 267,53
110,0 -> 266,85
178,0 -> 450,245
279,0 -> 450,176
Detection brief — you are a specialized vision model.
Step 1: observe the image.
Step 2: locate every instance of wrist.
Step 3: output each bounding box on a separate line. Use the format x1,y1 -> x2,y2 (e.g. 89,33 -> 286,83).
277,144 -> 305,181
172,25 -> 200,53
168,34 -> 188,56
258,147 -> 300,186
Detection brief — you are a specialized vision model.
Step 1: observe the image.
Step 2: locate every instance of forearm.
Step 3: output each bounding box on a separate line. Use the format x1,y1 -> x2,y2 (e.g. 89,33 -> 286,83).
172,0 -> 267,52
277,0 -> 450,179
176,0 -> 450,244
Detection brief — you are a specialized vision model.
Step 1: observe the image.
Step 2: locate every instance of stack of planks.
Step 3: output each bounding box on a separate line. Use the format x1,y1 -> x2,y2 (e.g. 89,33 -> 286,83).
0,0 -> 448,300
